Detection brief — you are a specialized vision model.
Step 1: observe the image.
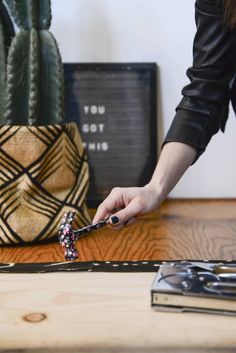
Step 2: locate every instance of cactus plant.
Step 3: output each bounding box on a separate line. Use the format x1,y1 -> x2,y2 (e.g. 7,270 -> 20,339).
0,0 -> 90,245
3,0 -> 64,125
0,0 -> 14,119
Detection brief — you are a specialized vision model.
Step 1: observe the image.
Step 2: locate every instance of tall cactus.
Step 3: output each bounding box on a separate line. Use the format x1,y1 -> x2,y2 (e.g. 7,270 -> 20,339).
4,0 -> 64,125
0,0 -> 14,120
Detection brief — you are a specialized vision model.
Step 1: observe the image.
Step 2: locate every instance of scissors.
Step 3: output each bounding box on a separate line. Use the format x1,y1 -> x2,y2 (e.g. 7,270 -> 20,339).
159,262 -> 236,295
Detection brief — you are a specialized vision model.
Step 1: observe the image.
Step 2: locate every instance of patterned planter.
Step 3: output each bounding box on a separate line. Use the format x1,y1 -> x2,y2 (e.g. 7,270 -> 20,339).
0,122 -> 90,245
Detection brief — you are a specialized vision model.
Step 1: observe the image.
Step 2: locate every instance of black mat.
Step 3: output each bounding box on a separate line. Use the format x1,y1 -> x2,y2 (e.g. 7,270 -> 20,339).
0,260 -> 236,273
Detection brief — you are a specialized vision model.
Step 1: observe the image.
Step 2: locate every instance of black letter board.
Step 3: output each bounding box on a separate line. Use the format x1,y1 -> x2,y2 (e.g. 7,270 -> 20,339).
64,63 -> 157,207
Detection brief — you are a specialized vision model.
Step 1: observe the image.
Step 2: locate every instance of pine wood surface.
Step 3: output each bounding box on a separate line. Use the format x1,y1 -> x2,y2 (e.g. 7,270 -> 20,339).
0,199 -> 236,263
0,272 -> 236,352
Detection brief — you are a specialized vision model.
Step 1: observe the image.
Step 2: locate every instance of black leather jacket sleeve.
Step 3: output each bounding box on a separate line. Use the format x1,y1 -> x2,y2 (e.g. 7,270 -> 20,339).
162,0 -> 236,164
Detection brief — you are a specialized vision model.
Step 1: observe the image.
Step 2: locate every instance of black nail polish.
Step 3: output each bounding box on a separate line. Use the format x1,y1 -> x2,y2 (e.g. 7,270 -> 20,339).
111,216 -> 119,224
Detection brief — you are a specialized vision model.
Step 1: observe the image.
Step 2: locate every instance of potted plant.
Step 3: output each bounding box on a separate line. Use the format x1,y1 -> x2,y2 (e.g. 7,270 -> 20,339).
0,0 -> 90,245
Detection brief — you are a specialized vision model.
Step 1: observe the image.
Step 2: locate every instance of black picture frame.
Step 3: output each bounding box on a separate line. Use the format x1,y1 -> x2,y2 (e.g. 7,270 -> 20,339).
64,63 -> 158,207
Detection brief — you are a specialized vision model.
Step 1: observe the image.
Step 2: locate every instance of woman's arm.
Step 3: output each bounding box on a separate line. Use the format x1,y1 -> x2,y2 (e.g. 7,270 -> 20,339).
148,141 -> 197,205
163,0 -> 236,163
93,142 -> 197,228
94,0 -> 236,227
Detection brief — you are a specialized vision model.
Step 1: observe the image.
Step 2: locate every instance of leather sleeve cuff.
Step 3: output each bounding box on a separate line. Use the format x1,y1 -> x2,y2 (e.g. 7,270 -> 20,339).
161,109 -> 217,165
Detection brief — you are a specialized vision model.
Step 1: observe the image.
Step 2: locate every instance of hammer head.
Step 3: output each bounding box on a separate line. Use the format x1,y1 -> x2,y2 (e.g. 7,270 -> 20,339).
58,211 -> 79,261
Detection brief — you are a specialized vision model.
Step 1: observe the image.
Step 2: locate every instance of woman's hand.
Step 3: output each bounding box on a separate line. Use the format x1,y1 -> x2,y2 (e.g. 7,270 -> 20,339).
92,183 -> 161,230
93,142 -> 197,230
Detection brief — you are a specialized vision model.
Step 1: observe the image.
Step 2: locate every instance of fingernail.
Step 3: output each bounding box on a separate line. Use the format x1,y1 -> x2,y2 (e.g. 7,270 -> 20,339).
110,216 -> 119,224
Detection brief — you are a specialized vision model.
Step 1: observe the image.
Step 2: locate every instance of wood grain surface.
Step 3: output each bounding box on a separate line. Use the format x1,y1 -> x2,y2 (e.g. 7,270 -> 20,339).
0,272 -> 236,352
0,199 -> 236,263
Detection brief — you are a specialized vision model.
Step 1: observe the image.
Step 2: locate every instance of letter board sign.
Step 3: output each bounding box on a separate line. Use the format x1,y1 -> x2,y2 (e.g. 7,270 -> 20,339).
64,63 -> 157,207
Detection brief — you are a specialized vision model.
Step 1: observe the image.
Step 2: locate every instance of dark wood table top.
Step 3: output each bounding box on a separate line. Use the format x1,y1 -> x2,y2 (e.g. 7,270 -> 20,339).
1,199 -> 236,263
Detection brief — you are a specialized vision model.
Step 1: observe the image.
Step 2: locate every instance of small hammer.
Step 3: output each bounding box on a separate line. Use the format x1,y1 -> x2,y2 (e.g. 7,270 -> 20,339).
58,211 -> 108,261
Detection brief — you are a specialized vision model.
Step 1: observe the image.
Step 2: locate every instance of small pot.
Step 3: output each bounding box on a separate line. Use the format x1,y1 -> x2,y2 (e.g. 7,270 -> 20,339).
0,122 -> 90,245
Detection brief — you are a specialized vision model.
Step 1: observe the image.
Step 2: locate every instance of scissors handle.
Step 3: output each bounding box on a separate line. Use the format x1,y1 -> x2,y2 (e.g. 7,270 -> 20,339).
215,265 -> 236,275
206,281 -> 236,292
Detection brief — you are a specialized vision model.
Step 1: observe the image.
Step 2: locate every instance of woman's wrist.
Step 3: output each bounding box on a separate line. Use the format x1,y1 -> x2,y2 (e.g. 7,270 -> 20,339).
143,181 -> 166,210
144,142 -> 198,207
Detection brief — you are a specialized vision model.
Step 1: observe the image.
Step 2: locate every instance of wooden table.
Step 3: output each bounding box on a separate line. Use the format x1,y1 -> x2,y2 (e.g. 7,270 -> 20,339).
1,199 -> 236,262
1,200 -> 236,352
0,271 -> 236,353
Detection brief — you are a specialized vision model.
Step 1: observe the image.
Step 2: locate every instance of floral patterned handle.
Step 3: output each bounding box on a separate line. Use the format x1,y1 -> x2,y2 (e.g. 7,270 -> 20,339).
58,211 -> 109,261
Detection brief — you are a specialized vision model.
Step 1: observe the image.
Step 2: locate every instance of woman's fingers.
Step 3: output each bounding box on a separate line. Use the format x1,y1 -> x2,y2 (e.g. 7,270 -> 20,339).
93,184 -> 158,227
92,187 -> 124,224
108,199 -> 142,226
126,217 -> 137,226
107,217 -> 137,231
